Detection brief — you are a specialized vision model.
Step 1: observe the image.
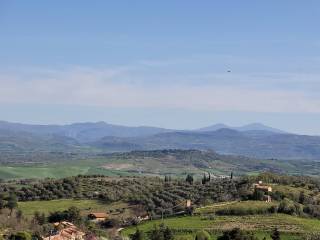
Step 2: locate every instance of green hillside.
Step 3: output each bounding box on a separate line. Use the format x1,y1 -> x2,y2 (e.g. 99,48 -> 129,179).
2,149 -> 320,180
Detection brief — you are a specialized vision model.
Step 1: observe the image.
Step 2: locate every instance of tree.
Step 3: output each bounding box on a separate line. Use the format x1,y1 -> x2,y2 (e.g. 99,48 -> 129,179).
195,230 -> 211,240
131,229 -> 145,240
149,224 -> 173,240
7,193 -> 18,215
202,174 -> 207,185
271,228 -> 280,240
163,226 -> 174,240
186,174 -> 194,185
67,206 -> 81,223
9,231 -> 32,240
299,191 -> 305,204
217,228 -> 257,240
16,209 -> 23,221
48,211 -> 68,223
252,189 -> 264,201
33,211 -> 46,225
150,225 -> 163,240
0,194 -> 6,210
165,176 -> 169,182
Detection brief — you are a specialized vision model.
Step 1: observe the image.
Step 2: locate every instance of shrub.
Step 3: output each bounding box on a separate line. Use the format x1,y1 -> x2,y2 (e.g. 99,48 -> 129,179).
9,231 -> 32,240
217,228 -> 257,240
195,230 -> 211,240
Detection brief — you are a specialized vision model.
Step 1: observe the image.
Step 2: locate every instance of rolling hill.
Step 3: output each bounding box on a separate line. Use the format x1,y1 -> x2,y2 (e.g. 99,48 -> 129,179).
1,121 -> 320,161
197,122 -> 286,133
0,121 -> 171,142
93,129 -> 320,160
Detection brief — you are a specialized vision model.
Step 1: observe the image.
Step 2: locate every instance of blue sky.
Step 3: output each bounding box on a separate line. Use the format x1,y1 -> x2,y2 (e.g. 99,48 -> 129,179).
1,1 -> 320,134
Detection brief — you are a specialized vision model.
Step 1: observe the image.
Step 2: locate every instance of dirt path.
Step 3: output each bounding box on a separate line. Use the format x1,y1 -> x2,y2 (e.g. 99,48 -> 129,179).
196,200 -> 240,210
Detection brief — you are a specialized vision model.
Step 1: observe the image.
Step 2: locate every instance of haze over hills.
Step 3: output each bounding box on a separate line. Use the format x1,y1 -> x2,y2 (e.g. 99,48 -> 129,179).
197,123 -> 286,133
0,121 -> 286,139
0,120 -> 171,142
94,128 -> 320,160
1,120 -> 320,160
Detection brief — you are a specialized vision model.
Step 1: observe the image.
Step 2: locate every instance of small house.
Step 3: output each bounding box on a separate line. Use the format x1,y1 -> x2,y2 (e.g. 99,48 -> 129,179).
88,212 -> 108,222
253,181 -> 272,202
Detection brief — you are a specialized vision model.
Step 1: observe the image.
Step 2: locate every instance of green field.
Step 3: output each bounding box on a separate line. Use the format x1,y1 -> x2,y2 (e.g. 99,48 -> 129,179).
122,214 -> 320,239
195,201 -> 278,215
123,200 -> 320,239
18,199 -> 108,216
18,199 -> 137,219
0,160 -> 137,179
2,149 -> 320,180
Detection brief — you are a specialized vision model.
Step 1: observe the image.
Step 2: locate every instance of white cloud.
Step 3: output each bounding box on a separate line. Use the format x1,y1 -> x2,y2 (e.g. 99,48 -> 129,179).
0,65 -> 319,113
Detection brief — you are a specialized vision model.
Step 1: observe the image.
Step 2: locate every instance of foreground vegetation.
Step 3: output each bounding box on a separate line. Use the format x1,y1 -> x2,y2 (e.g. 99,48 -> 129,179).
1,172 -> 320,239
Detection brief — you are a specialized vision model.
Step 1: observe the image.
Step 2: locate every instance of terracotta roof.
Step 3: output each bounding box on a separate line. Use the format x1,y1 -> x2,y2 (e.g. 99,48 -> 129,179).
44,222 -> 85,240
43,234 -> 62,240
89,212 -> 108,218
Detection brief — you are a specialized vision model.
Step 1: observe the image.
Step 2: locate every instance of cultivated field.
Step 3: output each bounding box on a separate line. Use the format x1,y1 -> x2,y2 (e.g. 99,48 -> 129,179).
122,214 -> 320,239
195,200 -> 278,215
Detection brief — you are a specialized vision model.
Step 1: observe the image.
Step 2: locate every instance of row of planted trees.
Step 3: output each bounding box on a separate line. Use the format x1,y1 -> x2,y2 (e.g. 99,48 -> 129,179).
130,226 -> 282,240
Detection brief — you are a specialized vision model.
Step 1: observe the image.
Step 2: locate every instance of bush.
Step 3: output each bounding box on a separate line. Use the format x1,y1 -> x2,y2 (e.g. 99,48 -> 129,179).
217,228 -> 257,240
9,232 -> 32,240
130,229 -> 145,240
278,199 -> 303,215
195,230 -> 211,240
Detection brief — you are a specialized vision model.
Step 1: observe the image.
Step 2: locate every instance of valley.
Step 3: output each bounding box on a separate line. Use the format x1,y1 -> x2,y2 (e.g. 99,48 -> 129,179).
1,149 -> 320,180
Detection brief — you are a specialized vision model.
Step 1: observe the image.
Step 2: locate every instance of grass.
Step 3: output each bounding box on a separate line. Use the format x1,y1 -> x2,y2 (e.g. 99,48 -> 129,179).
123,200 -> 320,239
18,199 -> 108,216
122,214 -> 320,238
0,166 -> 90,179
18,199 -> 138,220
0,159 -> 138,179
195,201 -> 278,215
18,199 -> 132,217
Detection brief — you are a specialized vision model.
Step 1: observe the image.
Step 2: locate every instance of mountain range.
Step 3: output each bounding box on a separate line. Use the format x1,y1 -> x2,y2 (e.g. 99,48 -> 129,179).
0,120 -> 320,160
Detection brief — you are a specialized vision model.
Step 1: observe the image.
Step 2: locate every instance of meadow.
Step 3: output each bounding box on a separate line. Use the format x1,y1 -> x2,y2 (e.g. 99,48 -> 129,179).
0,159 -> 136,180
195,200 -> 278,215
18,199 -> 132,218
18,199 -> 106,216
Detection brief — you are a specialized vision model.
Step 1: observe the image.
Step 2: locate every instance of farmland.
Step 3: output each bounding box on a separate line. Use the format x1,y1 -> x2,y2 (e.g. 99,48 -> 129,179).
18,199 -> 109,217
1,172 -> 320,240
122,213 -> 320,239
2,149 -> 320,180
195,200 -> 279,215
15,197 -> 320,239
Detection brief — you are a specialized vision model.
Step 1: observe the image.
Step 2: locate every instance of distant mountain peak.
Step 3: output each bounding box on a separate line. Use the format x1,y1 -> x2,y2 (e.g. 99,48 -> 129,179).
197,123 -> 230,132
198,122 -> 285,134
236,123 -> 285,133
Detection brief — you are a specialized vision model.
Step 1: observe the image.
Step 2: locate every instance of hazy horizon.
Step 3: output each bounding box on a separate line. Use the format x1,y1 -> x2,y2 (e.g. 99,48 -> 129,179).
1,1 -> 320,135
0,117 -> 310,136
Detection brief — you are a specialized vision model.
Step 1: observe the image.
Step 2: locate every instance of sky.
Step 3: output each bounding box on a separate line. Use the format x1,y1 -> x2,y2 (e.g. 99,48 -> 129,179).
1,1 -> 320,134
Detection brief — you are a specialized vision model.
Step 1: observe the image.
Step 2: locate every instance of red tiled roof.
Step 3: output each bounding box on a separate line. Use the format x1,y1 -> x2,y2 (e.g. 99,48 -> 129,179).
89,212 -> 108,218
